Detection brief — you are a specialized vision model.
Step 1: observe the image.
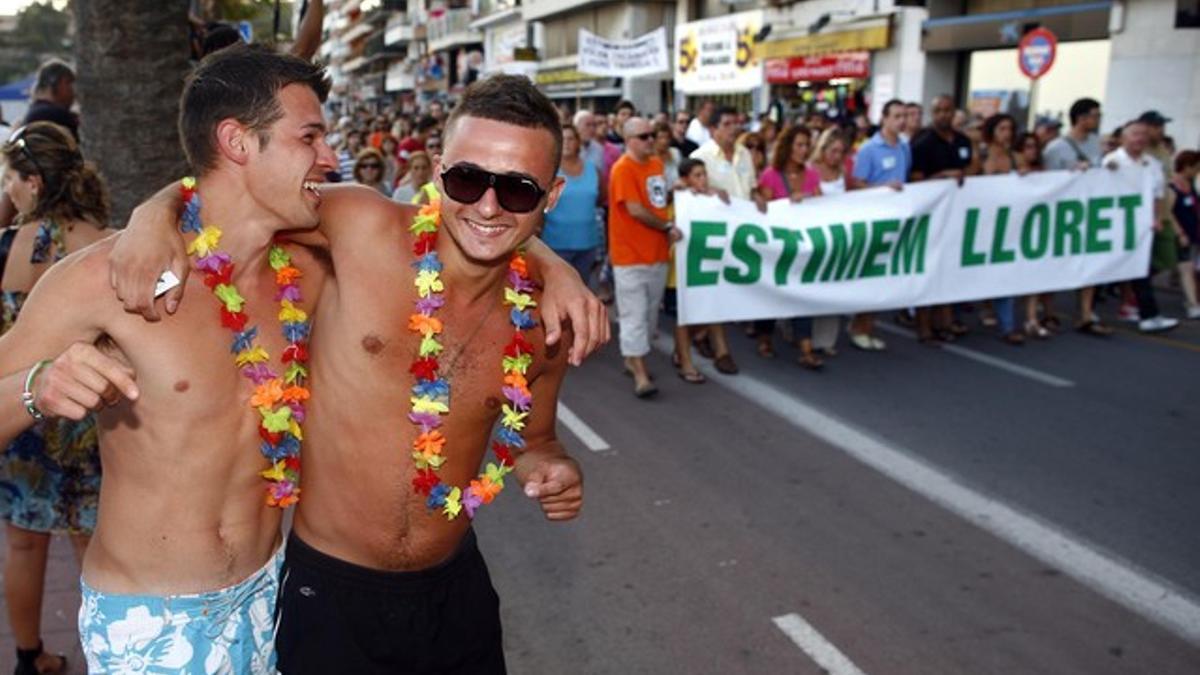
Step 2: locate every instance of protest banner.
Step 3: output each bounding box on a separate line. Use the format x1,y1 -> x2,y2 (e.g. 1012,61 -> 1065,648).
673,169 -> 1154,325
577,28 -> 669,78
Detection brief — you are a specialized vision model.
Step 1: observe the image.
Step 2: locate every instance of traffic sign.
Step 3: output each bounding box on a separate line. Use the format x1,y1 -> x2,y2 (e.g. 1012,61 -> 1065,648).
1017,28 -> 1057,80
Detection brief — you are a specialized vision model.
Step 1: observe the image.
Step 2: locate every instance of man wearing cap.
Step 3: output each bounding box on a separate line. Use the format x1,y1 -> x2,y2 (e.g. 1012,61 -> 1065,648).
1034,115 -> 1062,148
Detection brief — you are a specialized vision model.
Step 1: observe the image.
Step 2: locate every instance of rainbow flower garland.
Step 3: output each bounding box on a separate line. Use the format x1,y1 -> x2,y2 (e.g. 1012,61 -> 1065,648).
180,177 -> 310,507
407,191 -> 536,520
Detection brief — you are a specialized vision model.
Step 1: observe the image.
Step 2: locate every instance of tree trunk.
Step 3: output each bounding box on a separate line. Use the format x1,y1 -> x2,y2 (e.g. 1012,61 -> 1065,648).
73,0 -> 191,226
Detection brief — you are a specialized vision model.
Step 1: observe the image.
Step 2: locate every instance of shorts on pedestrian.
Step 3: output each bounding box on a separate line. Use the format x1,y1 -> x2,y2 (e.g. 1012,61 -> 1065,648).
275,530 -> 505,675
78,545 -> 284,674
613,263 -> 668,358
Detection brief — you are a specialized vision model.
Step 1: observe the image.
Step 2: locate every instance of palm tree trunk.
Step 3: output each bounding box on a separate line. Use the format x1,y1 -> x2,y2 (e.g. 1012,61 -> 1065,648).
73,0 -> 191,226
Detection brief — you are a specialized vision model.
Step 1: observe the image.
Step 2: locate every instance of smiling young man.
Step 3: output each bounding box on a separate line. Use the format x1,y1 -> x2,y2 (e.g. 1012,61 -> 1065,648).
0,45 -> 336,672
112,74 -> 590,674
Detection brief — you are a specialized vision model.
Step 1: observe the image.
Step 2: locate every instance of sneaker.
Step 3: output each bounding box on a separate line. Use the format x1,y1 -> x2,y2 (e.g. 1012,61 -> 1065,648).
1138,315 -> 1179,333
1118,304 -> 1141,322
848,332 -> 874,351
1187,306 -> 1200,320
869,336 -> 887,351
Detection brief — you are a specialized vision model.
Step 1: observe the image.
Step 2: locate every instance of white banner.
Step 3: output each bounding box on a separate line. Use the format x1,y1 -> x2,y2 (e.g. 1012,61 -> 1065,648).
674,10 -> 763,94
674,169 -> 1155,325
577,28 -> 669,78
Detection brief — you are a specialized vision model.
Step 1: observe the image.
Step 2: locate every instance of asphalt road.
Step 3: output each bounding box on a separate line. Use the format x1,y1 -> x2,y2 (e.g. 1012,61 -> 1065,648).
3,290 -> 1199,674
479,289 -> 1200,675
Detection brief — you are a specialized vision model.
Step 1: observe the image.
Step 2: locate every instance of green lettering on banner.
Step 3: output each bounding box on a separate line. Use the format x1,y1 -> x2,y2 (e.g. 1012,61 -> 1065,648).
1117,194 -> 1142,251
861,219 -> 899,278
1020,202 -> 1050,259
990,206 -> 1016,264
892,215 -> 929,275
1053,199 -> 1083,256
770,227 -> 804,285
1084,197 -> 1113,253
686,220 -> 726,287
724,224 -> 766,284
961,209 -> 987,266
801,227 -> 827,283
821,222 -> 868,281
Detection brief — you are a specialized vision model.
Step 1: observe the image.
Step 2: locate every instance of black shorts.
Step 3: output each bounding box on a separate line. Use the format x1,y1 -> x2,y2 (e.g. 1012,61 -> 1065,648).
275,530 -> 506,675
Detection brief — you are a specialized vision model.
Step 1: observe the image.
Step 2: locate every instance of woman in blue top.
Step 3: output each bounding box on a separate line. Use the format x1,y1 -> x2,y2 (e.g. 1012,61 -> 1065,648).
542,124 -> 603,285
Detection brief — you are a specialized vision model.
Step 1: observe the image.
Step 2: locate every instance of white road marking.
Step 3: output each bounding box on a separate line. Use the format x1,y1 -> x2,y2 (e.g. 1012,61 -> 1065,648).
772,613 -> 868,675
652,335 -> 1200,647
556,402 -> 610,452
876,322 -> 1075,388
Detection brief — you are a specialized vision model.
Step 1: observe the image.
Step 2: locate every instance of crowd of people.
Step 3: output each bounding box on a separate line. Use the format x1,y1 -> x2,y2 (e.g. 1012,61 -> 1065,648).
323,88 -> 1199,398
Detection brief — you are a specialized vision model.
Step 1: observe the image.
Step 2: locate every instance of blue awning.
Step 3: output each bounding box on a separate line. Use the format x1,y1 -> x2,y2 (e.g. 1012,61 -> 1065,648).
0,75 -> 35,101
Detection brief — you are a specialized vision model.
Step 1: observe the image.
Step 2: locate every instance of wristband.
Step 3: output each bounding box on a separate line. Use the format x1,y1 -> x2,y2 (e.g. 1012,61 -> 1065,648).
21,359 -> 52,421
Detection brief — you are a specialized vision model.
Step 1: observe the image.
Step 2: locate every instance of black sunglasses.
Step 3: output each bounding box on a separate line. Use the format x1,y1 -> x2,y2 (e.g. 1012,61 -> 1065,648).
5,127 -> 45,177
440,164 -> 547,214
631,132 -> 655,142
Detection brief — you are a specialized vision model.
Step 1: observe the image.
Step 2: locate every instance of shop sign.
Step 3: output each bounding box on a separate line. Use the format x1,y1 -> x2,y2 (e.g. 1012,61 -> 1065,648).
1017,27 -> 1057,79
758,24 -> 889,60
535,68 -> 606,86
578,27 -> 669,78
674,10 -> 764,94
765,52 -> 869,84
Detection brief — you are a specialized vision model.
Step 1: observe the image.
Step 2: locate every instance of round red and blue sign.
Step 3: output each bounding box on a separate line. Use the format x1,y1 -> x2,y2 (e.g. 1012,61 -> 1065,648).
1018,28 -> 1058,80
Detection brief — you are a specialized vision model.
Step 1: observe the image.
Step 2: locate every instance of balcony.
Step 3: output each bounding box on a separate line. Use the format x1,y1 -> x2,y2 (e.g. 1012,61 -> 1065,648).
426,8 -> 483,52
385,12 -> 415,45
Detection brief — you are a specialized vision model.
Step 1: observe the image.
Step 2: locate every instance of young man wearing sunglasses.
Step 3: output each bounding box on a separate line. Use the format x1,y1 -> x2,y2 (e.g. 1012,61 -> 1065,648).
111,73 -> 598,673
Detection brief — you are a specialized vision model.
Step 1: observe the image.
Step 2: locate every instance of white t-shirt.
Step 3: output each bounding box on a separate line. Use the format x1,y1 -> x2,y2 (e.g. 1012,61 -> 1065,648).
685,118 -> 711,147
819,175 -> 846,195
1103,147 -> 1165,199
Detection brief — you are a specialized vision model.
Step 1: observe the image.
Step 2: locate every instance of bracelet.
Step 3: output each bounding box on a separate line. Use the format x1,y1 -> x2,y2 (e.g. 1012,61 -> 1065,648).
21,359 -> 52,421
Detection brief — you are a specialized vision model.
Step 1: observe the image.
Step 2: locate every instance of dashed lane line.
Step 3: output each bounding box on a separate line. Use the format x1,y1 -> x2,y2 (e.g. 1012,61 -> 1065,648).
772,613 -> 869,675
556,401 -> 611,452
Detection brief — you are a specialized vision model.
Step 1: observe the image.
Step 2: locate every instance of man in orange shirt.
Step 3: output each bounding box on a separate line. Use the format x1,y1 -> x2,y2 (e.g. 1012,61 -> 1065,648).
608,117 -> 680,398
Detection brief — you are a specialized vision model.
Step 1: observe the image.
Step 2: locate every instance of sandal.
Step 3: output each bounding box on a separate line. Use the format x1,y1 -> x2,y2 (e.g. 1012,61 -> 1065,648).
633,380 -> 658,398
1075,320 -> 1113,337
677,368 -> 706,384
948,321 -> 969,337
1024,320 -> 1051,339
797,351 -> 824,370
1003,331 -> 1026,346
692,335 -> 715,360
1042,314 -> 1062,331
15,642 -> 67,675
713,354 -> 739,374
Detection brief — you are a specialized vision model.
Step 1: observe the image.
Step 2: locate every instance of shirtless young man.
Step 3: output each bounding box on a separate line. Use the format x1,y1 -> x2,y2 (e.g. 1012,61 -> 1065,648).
0,46 -> 336,673
2,49 -> 599,673
114,74 -> 595,672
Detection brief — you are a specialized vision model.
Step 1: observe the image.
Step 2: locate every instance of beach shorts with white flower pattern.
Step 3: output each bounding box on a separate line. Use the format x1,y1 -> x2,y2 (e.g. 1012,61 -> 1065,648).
78,545 -> 284,674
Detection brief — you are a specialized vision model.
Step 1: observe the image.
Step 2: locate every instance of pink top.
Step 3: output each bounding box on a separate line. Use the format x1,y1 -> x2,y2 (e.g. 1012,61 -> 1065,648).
758,165 -> 821,200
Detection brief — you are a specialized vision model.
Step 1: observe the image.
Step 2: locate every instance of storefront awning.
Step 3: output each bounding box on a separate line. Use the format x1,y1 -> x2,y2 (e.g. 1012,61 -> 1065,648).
766,52 -> 869,84
758,21 -> 890,60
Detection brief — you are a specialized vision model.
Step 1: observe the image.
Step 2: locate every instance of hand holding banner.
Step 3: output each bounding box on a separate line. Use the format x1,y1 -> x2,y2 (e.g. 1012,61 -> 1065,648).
673,169 -> 1154,326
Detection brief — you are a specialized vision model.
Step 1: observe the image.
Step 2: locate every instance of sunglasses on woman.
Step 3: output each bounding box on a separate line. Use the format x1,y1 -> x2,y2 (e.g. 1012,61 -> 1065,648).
4,126 -> 46,177
439,164 -> 547,214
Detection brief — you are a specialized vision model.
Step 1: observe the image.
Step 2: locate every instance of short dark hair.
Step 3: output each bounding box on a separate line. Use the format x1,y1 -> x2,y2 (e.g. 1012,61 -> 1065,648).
1175,149 -> 1200,173
415,115 -> 439,133
34,59 -> 74,92
881,99 -> 905,120
444,74 -> 563,172
678,158 -> 705,179
180,44 -> 331,175
615,99 -> 636,114
709,105 -> 738,129
1069,98 -> 1101,126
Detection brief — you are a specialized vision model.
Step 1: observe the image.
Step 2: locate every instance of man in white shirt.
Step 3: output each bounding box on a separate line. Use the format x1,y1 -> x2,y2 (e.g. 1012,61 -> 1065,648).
1103,120 -> 1178,333
685,100 -> 714,148
686,105 -> 756,375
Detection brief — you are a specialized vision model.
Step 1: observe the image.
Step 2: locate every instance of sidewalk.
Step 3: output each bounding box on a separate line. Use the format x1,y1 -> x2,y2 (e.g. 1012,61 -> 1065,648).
0,527 -> 86,674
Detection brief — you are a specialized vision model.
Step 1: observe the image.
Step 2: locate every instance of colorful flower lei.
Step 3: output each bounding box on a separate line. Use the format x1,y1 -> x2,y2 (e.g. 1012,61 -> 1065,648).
407,190 -> 535,520
180,177 -> 310,507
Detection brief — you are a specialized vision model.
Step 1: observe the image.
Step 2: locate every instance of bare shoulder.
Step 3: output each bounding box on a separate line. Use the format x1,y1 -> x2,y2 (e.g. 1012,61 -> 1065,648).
319,183 -> 418,241
18,234 -> 121,329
